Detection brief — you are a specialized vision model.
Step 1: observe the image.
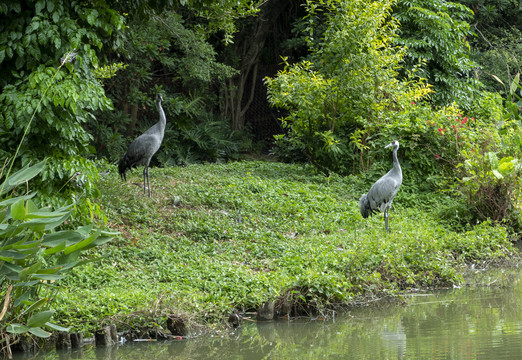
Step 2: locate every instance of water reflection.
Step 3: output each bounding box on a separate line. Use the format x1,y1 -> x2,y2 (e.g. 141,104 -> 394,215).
13,269 -> 521,360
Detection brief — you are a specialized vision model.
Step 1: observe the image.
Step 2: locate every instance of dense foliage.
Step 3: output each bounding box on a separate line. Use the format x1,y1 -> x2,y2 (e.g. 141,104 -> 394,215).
266,0 -> 431,174
394,0 -> 481,108
92,12 -> 240,166
0,0 -> 124,210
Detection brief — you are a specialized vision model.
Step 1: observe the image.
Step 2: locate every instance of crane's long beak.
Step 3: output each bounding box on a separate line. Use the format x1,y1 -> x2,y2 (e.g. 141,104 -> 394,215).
385,143 -> 392,149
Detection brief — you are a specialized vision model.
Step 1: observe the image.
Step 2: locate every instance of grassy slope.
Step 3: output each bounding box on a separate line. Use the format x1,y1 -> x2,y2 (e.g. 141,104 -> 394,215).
53,161 -> 516,332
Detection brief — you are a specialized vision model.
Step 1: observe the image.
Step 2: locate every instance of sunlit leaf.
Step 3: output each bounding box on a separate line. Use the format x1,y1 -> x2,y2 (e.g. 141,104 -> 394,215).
28,326 -> 51,338
27,310 -> 54,327
11,198 -> 27,220
45,322 -> 70,332
0,161 -> 46,195
6,323 -> 30,334
492,170 -> 503,179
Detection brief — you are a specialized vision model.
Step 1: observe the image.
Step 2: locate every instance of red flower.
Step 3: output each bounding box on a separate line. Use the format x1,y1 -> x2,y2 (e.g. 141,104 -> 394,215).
435,154 -> 441,159
461,118 -> 468,125
438,127 -> 444,135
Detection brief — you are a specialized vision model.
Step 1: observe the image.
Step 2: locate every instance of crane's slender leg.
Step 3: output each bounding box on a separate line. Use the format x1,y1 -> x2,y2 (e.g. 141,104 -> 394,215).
143,166 -> 147,196
143,166 -> 151,198
147,166 -> 151,198
384,208 -> 389,232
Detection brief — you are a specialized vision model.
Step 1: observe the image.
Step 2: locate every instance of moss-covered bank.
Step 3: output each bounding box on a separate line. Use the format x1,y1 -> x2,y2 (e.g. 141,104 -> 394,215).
52,161 -> 518,334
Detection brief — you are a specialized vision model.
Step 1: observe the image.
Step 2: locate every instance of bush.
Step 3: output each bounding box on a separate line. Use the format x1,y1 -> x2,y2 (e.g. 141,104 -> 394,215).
0,162 -> 115,357
266,0 -> 430,174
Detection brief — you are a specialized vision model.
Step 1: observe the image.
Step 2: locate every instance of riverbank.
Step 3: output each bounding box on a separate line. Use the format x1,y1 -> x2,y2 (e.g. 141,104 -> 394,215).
51,161 -> 519,335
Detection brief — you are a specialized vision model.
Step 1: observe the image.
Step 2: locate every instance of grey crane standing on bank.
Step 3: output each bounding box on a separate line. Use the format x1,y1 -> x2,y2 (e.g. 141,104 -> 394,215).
118,93 -> 166,198
359,140 -> 402,231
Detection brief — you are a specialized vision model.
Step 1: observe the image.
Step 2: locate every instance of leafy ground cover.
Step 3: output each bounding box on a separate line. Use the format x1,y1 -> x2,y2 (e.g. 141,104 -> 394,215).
52,161 -> 517,334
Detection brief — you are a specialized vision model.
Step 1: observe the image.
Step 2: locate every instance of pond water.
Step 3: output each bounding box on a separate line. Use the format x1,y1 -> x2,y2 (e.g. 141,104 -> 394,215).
12,267 -> 521,360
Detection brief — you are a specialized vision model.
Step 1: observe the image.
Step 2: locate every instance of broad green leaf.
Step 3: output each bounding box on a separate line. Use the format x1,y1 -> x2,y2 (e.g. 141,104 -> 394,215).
19,262 -> 41,280
13,280 -> 40,287
13,290 -> 30,307
25,210 -> 70,219
1,249 -> 31,260
45,322 -> 69,332
28,326 -> 51,338
15,247 -> 40,257
63,229 -> 101,255
12,239 -> 41,250
0,194 -> 36,208
43,241 -> 66,255
6,323 -> 30,334
35,1 -> 44,14
1,262 -> 23,274
42,230 -> 83,247
27,310 -> 54,327
35,266 -> 63,274
21,297 -> 49,316
57,250 -> 81,265
0,160 -> 46,195
11,198 -> 27,220
2,235 -> 27,249
26,199 -> 39,214
76,223 -> 94,236
21,212 -> 71,231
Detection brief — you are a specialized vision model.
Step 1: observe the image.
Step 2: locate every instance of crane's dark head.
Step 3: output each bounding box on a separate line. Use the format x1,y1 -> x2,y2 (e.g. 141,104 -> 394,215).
385,140 -> 399,150
156,93 -> 163,102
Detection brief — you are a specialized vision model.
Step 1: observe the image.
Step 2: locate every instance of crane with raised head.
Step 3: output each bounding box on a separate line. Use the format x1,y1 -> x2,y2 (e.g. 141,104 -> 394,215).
118,93 -> 166,198
359,140 -> 402,231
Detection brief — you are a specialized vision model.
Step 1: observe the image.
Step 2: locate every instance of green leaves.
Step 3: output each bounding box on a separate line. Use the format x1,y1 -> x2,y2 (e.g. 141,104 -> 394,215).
266,0 -> 426,173
27,310 -> 54,327
0,160 -> 46,196
0,0 -> 124,208
10,198 -> 26,220
0,162 -> 115,344
393,0 -> 479,108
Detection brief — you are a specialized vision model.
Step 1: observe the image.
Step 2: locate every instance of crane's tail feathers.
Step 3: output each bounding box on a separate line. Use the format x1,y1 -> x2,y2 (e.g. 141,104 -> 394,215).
359,194 -> 371,218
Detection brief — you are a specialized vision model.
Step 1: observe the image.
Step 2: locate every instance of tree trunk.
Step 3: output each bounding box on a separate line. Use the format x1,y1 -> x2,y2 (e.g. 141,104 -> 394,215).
224,0 -> 290,131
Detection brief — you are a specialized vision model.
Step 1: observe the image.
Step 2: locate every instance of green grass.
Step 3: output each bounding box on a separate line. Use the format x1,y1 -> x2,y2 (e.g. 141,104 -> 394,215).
52,161 -> 517,333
